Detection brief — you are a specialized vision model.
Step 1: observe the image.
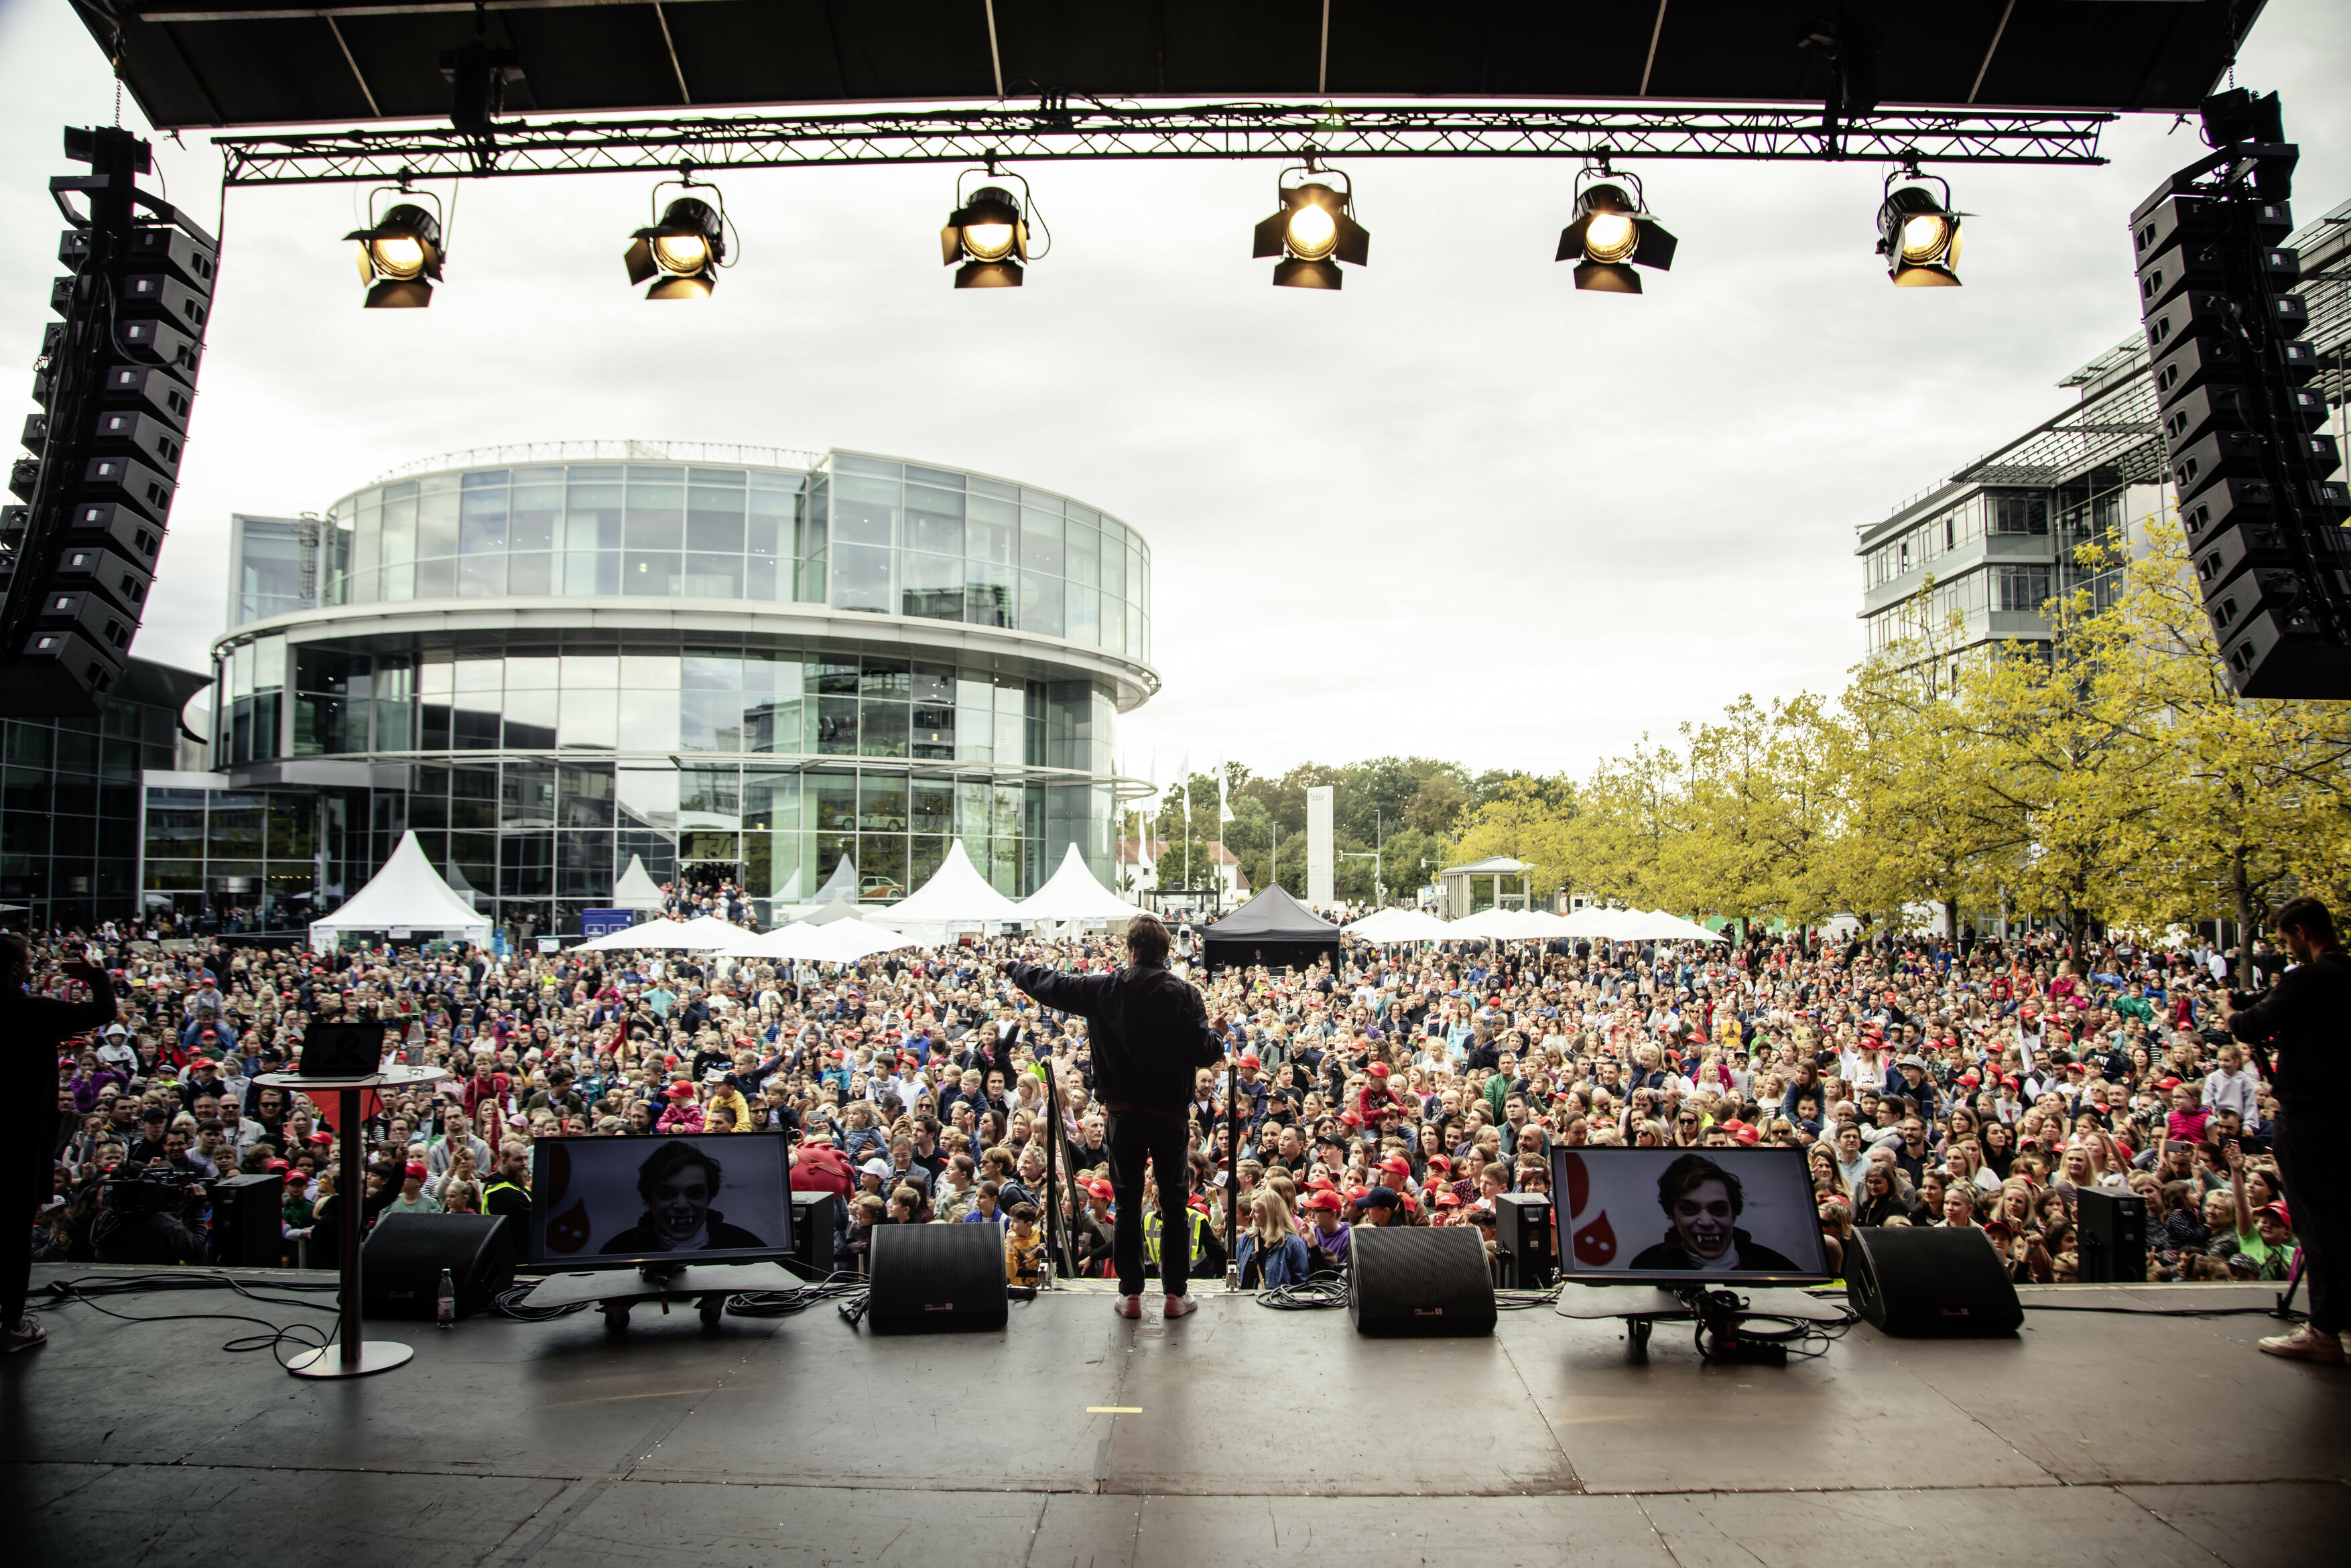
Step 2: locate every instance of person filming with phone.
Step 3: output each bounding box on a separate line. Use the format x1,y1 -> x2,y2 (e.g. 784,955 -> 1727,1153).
2222,896 -> 2351,1364
2,933 -> 119,1354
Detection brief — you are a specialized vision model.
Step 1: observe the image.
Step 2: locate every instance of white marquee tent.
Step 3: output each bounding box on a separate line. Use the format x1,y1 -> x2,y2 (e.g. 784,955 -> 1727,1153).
308,831 -> 495,952
1014,844 -> 1141,923
724,915 -> 919,964
873,839 -> 1024,928
1348,907 -> 1454,941
611,854 -> 665,911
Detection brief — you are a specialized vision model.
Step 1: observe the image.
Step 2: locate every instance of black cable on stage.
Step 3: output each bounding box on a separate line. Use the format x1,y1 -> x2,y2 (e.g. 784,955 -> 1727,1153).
490,1285 -> 594,1322
2021,1302 -> 2298,1317
727,1272 -> 871,1319
36,1270 -> 340,1369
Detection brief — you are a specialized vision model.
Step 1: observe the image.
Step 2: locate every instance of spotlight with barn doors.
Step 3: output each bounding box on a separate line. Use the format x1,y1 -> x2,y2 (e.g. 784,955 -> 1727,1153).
344,189 -> 444,308
624,177 -> 733,300
1555,167 -> 1676,294
1252,156 -> 1369,289
941,166 -> 1041,288
1876,168 -> 1963,287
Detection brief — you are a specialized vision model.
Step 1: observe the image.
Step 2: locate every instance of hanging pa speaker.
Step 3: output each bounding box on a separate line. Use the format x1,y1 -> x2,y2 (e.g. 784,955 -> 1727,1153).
1846,1226 -> 2021,1337
865,1222 -> 1007,1333
1348,1226 -> 1497,1337
360,1212 -> 515,1319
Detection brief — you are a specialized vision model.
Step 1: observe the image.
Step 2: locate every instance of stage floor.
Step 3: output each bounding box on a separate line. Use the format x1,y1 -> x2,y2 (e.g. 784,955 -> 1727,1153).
5,1265 -> 2348,1567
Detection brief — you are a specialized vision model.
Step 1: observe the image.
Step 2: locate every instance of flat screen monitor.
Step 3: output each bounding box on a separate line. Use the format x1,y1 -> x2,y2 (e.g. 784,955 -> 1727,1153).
1548,1146 -> 1832,1285
524,1132 -> 793,1272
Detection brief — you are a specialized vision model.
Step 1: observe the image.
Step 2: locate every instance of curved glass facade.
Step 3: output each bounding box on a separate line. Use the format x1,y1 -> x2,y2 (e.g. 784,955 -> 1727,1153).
322,452 -> 1150,663
192,447 -> 1153,939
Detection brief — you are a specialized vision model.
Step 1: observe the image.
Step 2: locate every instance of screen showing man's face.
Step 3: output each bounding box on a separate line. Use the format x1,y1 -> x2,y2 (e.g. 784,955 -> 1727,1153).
649,1168 -> 712,1240
1669,1179 -> 1736,1260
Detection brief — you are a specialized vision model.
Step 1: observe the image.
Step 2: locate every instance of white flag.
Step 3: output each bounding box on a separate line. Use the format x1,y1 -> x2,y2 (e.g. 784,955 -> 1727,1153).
1218,757 -> 1234,824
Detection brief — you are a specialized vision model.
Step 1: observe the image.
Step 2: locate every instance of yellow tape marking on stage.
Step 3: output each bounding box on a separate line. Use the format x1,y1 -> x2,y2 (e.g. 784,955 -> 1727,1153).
1087,1407 -> 1144,1413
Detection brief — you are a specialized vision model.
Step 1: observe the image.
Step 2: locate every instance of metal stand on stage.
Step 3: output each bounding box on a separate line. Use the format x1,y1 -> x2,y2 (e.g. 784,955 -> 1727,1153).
254,1063 -> 446,1378
1554,1283 -> 1850,1364
518,1262 -> 804,1331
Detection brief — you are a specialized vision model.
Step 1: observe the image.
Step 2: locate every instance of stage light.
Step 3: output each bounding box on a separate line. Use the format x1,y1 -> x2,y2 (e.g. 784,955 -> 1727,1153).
1555,170 -> 1676,294
344,198 -> 443,309
625,190 -> 728,300
941,176 -> 1033,289
1252,163 -> 1369,289
1876,174 -> 1963,287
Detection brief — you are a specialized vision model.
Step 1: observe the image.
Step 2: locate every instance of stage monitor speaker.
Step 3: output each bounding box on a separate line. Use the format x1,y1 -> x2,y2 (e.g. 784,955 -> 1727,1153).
791,1190 -> 838,1278
361,1212 -> 515,1319
208,1171 -> 282,1268
866,1222 -> 1007,1334
1348,1226 -> 1497,1337
1847,1226 -> 2021,1337
2075,1188 -> 2149,1284
1493,1193 -> 1555,1288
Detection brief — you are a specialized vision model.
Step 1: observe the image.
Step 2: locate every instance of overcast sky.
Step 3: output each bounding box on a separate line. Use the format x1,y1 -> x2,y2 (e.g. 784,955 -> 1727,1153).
3,0 -> 2347,789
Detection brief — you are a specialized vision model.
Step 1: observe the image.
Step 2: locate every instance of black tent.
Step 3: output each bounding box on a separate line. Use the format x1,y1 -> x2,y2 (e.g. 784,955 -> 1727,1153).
1200,885 -> 1341,974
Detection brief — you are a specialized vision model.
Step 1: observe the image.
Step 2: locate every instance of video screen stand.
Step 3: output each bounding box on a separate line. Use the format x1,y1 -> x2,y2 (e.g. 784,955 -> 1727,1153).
518,1260 -> 802,1332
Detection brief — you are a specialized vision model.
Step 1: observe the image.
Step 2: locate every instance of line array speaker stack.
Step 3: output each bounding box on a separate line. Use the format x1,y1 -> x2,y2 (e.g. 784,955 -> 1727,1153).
865,1223 -> 1007,1333
2131,88 -> 2351,698
1,126 -> 213,715
1348,1226 -> 1497,1337
360,1213 -> 515,1319
1846,1226 -> 2022,1337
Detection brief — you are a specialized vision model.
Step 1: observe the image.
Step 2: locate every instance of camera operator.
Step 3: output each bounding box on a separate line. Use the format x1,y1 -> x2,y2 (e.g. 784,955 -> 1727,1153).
1,934 -> 119,1354
90,1176 -> 206,1266
2222,896 -> 2351,1364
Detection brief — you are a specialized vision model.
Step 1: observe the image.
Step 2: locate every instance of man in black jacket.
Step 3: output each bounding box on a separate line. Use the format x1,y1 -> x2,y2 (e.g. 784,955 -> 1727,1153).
2226,897 -> 2351,1364
2,933 -> 119,1352
1006,913 -> 1223,1320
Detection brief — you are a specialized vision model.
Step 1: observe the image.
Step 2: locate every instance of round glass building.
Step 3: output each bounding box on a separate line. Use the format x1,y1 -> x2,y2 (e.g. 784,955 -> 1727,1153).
194,444 -> 1157,938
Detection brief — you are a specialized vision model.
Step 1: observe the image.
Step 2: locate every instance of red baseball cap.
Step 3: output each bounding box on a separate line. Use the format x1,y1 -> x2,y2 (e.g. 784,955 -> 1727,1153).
1367,1063 -> 1390,1078
1303,1191 -> 1342,1212
308,1130 -> 334,1145
1734,1127 -> 1761,1145
403,1161 -> 427,1181
1435,1191 -> 1462,1207
1425,1155 -> 1452,1173
1239,1054 -> 1261,1069
2258,1201 -> 2292,1228
1379,1155 -> 1411,1175
663,1082 -> 695,1099
1086,1179 -> 1115,1202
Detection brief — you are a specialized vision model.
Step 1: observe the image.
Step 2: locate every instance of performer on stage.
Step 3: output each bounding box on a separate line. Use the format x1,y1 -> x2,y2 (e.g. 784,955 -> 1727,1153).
1005,913 -> 1224,1320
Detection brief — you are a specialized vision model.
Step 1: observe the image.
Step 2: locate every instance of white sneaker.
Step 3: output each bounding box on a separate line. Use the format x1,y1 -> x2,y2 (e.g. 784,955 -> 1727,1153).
1114,1295 -> 1142,1319
1162,1295 -> 1198,1319
2,1317 -> 46,1354
2257,1325 -> 2344,1363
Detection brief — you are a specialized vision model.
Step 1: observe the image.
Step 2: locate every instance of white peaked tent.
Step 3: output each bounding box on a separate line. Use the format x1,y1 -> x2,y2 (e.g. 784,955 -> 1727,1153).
573,917 -> 692,950
770,854 -> 862,923
1014,844 -> 1141,923
1348,907 -> 1452,942
1450,906 -> 1558,940
875,838 -> 1024,926
309,831 -> 495,952
728,916 -> 920,964
611,854 -> 665,911
1344,907 -> 1405,938
672,913 -> 751,947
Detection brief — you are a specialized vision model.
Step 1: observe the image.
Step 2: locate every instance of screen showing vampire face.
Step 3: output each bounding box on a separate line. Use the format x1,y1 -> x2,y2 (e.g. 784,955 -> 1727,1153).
527,1133 -> 791,1270
1549,1147 -> 1828,1283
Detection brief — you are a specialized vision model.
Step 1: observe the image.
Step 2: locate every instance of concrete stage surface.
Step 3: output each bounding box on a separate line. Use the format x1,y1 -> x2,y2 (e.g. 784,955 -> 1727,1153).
5,1266 -> 2348,1567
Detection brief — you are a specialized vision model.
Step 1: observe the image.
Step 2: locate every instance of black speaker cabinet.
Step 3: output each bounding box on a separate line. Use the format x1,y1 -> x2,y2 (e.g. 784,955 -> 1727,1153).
791,1190 -> 839,1278
1348,1226 -> 1497,1337
2074,1187 -> 2149,1284
208,1171 -> 283,1268
361,1212 -> 515,1319
866,1222 -> 1007,1333
1493,1193 -> 1555,1288
1848,1226 -> 2022,1337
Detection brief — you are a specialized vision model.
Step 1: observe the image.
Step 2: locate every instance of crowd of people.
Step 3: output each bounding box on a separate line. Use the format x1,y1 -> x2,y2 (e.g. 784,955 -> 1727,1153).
8,894 -> 2344,1363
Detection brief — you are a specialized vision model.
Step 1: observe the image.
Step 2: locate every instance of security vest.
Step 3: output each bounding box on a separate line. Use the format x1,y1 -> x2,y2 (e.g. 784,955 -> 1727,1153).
1144,1207 -> 1211,1269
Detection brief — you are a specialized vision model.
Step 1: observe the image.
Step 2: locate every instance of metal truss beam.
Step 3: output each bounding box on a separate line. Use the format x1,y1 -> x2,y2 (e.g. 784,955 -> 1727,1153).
216,101 -> 2112,186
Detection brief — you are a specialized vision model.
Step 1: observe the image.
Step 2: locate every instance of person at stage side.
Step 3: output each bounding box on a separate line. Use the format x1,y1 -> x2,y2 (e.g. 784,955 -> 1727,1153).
2225,896 -> 2351,1364
1005,911 -> 1224,1320
483,1141 -> 533,1226
1,933 -> 119,1354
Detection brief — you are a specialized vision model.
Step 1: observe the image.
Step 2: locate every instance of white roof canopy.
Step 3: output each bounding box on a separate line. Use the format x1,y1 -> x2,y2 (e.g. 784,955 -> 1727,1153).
610,854 -> 665,911
873,838 -> 1024,925
1014,844 -> 1141,923
309,832 -> 493,950
722,916 -> 920,964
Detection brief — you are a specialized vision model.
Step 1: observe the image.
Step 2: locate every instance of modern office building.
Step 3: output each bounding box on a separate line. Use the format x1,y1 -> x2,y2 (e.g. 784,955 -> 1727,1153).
155,442 -> 1159,939
1856,197 -> 2351,674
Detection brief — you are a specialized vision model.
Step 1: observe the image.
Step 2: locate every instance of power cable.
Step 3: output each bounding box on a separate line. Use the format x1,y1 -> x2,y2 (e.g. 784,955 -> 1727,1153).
36,1270 -> 340,1370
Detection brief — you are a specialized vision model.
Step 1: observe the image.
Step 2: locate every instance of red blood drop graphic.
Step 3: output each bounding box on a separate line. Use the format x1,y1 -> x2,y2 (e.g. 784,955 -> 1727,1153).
1562,1152 -> 1589,1218
1574,1210 -> 1616,1267
547,1199 -> 592,1254
546,1143 -> 572,1207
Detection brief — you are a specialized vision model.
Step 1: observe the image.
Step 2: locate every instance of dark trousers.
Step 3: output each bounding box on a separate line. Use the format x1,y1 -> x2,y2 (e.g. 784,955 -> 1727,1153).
3,1121 -> 52,1325
1104,1109 -> 1191,1298
2271,1106 -> 2348,1333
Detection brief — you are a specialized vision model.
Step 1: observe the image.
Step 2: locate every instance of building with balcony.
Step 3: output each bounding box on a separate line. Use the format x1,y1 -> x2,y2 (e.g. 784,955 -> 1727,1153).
151,442 -> 1159,940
